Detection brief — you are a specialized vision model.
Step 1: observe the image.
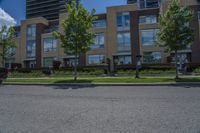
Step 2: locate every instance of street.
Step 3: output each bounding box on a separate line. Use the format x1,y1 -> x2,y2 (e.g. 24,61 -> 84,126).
0,85 -> 200,133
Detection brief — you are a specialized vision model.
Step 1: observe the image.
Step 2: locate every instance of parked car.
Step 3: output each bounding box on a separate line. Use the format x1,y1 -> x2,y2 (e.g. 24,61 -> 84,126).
0,68 -> 8,83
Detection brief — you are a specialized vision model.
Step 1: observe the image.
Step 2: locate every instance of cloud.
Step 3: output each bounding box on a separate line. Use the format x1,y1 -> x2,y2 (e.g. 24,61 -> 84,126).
0,8 -> 16,28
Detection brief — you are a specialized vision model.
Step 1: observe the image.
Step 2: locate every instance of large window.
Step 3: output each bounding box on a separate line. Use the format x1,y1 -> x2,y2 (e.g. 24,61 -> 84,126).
27,24 -> 36,58
43,57 -> 54,67
91,33 -> 105,49
27,24 -> 36,40
115,55 -> 132,65
117,32 -> 131,51
43,37 -> 57,53
88,55 -> 105,65
64,58 -> 80,67
139,15 -> 158,24
26,40 -> 36,57
198,11 -> 200,20
6,47 -> 16,57
143,51 -> 161,63
141,29 -> 159,46
93,20 -> 106,28
116,12 -> 130,30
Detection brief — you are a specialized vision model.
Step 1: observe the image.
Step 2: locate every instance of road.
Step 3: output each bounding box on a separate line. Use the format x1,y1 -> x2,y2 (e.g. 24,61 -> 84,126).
0,85 -> 200,133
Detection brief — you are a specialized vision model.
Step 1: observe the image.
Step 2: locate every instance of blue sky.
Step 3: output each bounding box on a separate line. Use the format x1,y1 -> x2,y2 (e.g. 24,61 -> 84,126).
0,0 -> 126,25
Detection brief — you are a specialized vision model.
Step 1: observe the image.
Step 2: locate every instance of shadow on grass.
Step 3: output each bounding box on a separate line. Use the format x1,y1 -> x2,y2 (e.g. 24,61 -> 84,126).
54,79 -> 93,84
176,78 -> 200,83
52,79 -> 94,90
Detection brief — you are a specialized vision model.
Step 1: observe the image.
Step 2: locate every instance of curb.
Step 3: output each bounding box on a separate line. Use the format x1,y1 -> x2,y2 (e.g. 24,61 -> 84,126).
2,82 -> 200,87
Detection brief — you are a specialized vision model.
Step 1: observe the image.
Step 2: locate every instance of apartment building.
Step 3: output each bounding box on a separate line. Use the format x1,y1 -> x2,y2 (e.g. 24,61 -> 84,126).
6,0 -> 200,70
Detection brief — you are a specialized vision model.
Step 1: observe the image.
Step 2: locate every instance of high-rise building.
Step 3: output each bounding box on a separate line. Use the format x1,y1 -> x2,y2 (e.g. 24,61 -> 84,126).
26,0 -> 67,20
127,0 -> 137,4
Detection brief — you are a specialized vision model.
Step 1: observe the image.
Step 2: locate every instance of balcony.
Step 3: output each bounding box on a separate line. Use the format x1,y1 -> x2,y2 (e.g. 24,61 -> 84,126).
138,0 -> 160,9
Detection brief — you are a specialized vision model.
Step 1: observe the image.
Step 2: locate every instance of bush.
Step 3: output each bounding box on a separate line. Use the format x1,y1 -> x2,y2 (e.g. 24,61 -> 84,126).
17,68 -> 32,73
53,61 -> 61,69
193,67 -> 200,74
42,69 -> 52,76
116,69 -> 175,76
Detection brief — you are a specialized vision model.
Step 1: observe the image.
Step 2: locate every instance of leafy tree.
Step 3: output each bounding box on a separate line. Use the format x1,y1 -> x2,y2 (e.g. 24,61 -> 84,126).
53,0 -> 96,81
0,26 -> 16,67
157,0 -> 194,79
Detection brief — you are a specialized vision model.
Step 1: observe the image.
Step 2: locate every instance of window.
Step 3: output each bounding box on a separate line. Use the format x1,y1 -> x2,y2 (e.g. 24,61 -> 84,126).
117,32 -> 131,51
116,12 -> 130,29
6,47 -> 16,57
91,33 -> 105,49
141,29 -> 159,46
43,37 -> 57,53
198,11 -> 200,20
65,58 -> 79,67
27,24 -> 36,40
5,58 -> 15,69
43,57 -> 54,67
143,51 -> 161,63
27,40 -> 36,57
88,55 -> 105,65
115,55 -> 132,65
93,20 -> 106,28
139,15 -> 158,24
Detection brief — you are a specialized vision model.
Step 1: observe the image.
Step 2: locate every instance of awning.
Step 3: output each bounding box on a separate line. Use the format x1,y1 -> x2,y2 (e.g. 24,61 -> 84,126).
112,52 -> 132,56
24,58 -> 36,61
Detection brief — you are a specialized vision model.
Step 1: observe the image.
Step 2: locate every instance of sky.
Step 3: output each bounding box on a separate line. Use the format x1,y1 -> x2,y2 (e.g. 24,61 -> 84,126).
0,0 -> 126,25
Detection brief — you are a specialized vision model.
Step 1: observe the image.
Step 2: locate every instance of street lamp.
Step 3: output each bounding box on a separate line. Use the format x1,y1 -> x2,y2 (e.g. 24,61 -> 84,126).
135,55 -> 142,78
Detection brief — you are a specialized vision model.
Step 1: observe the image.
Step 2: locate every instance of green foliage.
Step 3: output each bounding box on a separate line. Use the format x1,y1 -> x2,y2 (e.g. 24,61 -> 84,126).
157,0 -> 194,52
53,0 -> 96,55
9,68 -> 105,78
53,0 -> 96,80
0,26 -> 16,60
157,0 -> 194,79
116,69 -> 175,76
193,67 -> 200,74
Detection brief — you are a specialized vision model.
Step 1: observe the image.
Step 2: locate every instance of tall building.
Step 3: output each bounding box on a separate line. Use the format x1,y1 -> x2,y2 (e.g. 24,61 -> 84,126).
127,0 -> 137,4
26,0 -> 67,20
5,0 -> 200,70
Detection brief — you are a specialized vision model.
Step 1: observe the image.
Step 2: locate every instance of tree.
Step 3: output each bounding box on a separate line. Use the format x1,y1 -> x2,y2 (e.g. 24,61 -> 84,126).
0,26 -> 16,67
157,0 -> 194,79
53,0 -> 96,81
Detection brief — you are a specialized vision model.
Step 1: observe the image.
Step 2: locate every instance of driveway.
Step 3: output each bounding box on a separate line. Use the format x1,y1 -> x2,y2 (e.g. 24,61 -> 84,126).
0,85 -> 200,133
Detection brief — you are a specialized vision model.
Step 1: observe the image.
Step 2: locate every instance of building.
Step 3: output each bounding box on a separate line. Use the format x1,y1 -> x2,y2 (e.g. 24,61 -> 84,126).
6,0 -> 200,71
26,0 -> 67,20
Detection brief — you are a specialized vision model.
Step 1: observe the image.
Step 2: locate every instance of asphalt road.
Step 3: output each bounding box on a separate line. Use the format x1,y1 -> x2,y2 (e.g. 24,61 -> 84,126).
0,85 -> 200,133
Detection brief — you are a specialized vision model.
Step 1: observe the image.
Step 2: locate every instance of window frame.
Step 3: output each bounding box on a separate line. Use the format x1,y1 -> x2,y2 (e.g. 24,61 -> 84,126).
88,54 -> 105,65
141,29 -> 159,46
43,37 -> 57,53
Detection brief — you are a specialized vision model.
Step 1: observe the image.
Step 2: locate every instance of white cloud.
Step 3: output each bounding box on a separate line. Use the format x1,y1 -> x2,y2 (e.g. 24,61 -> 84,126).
0,8 -> 16,28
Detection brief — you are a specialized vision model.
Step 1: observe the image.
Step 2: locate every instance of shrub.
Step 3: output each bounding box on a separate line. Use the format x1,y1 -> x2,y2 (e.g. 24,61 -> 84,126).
17,68 -> 32,73
193,67 -> 200,74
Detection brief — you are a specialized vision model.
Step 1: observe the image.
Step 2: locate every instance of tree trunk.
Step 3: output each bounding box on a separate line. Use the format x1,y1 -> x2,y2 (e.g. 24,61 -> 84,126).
2,46 -> 5,68
74,45 -> 78,81
175,50 -> 179,79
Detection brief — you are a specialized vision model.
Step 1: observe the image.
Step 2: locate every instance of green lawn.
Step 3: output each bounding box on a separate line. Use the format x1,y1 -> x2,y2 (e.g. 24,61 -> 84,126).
4,77 -> 200,84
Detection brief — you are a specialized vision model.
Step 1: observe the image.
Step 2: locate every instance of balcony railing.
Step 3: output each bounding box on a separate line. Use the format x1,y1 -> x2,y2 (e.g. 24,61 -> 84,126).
138,0 -> 160,9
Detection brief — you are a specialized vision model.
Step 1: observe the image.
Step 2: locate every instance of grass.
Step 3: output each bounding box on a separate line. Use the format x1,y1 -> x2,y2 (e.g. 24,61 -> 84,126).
4,76 -> 200,84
